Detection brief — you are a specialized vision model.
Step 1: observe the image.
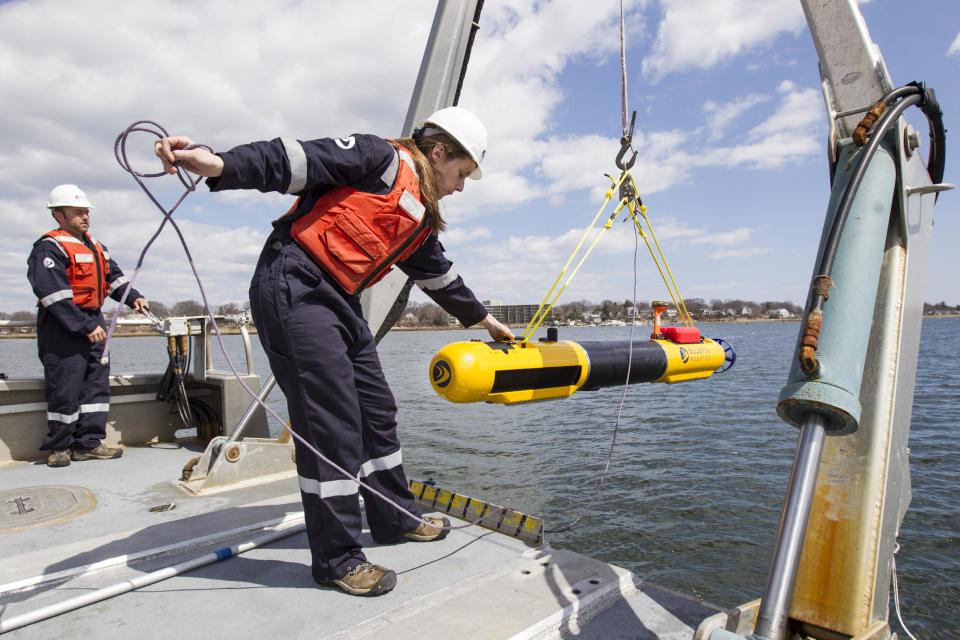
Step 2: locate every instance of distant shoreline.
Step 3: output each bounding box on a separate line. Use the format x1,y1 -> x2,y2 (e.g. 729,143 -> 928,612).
3,314 -> 956,340
0,327 -> 250,340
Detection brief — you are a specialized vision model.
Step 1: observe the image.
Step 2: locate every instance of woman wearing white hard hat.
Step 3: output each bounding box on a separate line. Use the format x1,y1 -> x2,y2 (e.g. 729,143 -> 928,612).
155,106 -> 511,597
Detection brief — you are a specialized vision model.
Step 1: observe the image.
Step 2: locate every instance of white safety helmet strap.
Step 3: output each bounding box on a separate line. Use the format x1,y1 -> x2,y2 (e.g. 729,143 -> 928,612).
421,107 -> 487,180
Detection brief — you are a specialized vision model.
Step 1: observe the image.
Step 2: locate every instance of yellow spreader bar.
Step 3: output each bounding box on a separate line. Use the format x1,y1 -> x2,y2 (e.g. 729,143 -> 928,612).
409,479 -> 544,547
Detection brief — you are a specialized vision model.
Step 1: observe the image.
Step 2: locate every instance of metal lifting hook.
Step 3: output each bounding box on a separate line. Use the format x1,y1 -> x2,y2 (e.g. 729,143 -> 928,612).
619,175 -> 639,209
615,110 -> 638,170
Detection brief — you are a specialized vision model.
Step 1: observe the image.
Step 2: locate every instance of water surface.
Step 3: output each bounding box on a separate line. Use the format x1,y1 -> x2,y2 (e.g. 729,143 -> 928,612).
2,319 -> 956,637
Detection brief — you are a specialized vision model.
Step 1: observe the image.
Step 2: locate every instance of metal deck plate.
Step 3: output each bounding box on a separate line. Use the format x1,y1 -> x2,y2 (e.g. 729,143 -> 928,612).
0,485 -> 96,533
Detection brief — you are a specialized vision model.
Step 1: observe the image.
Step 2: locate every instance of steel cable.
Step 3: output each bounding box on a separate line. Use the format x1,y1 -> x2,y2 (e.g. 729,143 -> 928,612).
546,219 -> 640,534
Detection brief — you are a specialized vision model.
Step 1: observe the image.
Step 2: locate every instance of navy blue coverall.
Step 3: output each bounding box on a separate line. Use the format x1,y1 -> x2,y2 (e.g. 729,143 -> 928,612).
27,235 -> 143,451
207,134 -> 487,582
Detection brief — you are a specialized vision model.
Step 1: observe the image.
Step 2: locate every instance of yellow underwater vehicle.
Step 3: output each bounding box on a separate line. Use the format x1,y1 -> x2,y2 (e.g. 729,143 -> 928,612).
430,303 -> 735,405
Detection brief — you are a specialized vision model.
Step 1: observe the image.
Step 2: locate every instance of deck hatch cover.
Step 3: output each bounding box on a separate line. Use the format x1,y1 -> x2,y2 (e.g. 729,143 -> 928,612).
0,485 -> 96,532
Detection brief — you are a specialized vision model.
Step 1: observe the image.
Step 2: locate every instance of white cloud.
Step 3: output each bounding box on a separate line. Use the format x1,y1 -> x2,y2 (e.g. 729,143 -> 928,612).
454,217 -> 764,296
639,222 -> 771,261
1,0 -> 658,311
457,80 -> 822,225
441,226 -> 492,245
539,130 -> 693,199
643,0 -> 805,79
703,94 -> 770,140
0,0 -> 831,314
708,247 -> 773,259
701,131 -> 820,169
688,227 -> 754,246
686,280 -> 745,294
0,2 -> 438,197
697,82 -> 822,169
440,0 -> 651,220
949,33 -> 960,57
750,81 -> 822,136
503,228 -> 593,265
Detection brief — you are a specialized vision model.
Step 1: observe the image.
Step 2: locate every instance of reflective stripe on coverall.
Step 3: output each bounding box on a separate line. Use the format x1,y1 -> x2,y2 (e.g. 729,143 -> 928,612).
211,133 -> 488,581
27,232 -> 143,451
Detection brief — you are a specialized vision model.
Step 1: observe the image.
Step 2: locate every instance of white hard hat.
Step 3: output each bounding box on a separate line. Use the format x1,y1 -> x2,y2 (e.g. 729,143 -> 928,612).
421,107 -> 487,180
47,184 -> 93,209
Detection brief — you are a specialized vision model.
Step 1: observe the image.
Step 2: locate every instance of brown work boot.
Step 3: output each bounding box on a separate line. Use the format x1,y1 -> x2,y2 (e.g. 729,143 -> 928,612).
403,516 -> 450,542
47,449 -> 71,467
326,562 -> 396,596
71,443 -> 123,461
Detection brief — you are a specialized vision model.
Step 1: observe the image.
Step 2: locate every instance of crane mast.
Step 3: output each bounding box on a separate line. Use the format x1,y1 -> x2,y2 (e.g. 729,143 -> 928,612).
699,2 -> 951,639
360,0 -> 483,342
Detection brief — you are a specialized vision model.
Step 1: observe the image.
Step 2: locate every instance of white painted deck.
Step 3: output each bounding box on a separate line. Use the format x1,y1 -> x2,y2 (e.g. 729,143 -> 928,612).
0,444 -> 720,639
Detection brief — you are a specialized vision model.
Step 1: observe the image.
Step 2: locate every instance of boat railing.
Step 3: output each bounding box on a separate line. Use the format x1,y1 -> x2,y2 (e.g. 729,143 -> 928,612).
0,314 -> 268,464
0,315 -> 257,379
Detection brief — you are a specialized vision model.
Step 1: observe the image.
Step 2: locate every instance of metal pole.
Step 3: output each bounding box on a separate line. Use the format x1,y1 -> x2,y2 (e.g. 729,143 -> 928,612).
753,412 -> 827,640
401,0 -> 479,134
226,374 -> 276,443
238,321 -> 255,375
363,0 -> 481,339
0,519 -> 305,633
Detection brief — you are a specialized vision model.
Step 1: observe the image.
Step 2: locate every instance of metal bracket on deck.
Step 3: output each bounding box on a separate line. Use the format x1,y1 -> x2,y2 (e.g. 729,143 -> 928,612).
179,436 -> 296,495
695,599 -> 760,639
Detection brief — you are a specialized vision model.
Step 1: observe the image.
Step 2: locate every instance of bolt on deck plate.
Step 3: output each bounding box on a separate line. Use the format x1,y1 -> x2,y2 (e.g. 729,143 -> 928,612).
0,485 -> 97,533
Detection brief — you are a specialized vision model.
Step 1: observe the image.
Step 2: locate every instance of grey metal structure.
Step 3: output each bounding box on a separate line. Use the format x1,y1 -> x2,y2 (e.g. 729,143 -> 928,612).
750,413 -> 827,640
0,443 -> 722,638
801,0 -> 893,165
700,2 -> 952,639
360,0 -> 482,339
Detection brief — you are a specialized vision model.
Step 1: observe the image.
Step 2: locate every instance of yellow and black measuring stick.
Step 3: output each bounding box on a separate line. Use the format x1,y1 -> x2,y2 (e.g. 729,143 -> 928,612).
408,479 -> 544,546
430,304 -> 735,405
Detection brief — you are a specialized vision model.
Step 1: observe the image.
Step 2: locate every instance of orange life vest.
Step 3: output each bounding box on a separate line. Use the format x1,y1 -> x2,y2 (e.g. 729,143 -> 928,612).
42,229 -> 111,309
288,144 -> 431,295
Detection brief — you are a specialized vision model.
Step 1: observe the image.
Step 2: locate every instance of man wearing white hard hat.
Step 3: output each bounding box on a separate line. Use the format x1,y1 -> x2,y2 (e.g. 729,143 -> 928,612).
153,106 -> 512,597
27,185 -> 149,468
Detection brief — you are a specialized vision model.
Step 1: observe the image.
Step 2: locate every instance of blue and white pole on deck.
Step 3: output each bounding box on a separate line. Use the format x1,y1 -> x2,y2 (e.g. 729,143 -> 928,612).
0,520 -> 306,633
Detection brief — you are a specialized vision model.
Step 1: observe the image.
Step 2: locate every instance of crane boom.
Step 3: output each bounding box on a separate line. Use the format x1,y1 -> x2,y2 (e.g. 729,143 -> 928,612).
699,2 -> 950,639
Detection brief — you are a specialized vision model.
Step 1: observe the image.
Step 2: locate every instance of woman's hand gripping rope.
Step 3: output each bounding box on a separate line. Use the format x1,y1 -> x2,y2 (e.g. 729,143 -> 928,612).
155,136 -> 224,178
117,120 -> 502,538
101,121 -> 213,365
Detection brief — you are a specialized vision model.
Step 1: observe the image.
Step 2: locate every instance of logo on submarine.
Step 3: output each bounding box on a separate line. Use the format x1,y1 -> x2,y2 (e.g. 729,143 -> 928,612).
432,360 -> 452,387
679,347 -> 689,364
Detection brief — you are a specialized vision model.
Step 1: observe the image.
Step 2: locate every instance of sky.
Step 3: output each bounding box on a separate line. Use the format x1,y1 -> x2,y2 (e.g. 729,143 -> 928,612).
1,0 -> 957,314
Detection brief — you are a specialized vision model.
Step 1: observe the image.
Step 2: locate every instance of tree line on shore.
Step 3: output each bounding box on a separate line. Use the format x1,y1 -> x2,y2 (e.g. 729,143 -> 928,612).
400,298 -> 960,327
0,300 -> 247,322
2,299 -> 958,326
399,298 -> 808,327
